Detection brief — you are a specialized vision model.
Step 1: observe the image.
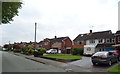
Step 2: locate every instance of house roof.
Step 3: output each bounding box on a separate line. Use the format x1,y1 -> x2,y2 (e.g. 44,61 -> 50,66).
74,30 -> 114,41
96,43 -> 115,48
116,30 -> 120,34
47,37 -> 70,43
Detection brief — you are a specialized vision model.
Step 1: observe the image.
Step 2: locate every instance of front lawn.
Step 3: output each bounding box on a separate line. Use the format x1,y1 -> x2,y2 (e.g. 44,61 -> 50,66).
42,54 -> 82,60
108,64 -> 120,72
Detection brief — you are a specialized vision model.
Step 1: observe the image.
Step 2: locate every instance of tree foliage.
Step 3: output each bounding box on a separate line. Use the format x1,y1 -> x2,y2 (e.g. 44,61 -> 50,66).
2,2 -> 22,24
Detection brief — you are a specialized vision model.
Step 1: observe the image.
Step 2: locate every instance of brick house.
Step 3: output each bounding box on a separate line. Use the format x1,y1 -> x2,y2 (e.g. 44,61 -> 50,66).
73,30 -> 115,55
115,30 -> 120,44
13,41 -> 40,49
41,36 -> 72,54
113,30 -> 120,49
73,34 -> 87,49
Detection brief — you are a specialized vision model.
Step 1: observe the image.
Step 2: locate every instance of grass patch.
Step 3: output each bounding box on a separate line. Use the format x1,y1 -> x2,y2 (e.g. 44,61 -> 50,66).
43,54 -> 82,60
108,64 -> 120,72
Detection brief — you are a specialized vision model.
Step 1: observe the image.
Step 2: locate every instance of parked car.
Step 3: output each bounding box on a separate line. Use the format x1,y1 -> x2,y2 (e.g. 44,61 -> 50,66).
109,50 -> 120,61
46,49 -> 57,54
91,51 -> 118,66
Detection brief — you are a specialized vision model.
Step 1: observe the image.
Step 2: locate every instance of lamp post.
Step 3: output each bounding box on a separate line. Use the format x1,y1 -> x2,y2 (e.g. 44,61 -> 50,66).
34,22 -> 37,49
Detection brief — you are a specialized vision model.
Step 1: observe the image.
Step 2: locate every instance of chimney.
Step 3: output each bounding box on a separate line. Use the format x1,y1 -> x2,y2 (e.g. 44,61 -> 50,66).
55,36 -> 57,38
90,30 -> 92,34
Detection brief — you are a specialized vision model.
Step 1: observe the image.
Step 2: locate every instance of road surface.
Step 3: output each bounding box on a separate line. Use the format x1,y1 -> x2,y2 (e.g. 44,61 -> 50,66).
2,51 -> 65,72
68,56 -> 119,72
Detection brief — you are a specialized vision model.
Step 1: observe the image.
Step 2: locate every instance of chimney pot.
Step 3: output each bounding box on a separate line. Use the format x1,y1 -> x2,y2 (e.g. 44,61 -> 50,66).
90,30 -> 92,33
55,36 -> 57,38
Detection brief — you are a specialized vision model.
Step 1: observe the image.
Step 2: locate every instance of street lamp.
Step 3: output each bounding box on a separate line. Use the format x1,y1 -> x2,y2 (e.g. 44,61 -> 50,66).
34,22 -> 37,49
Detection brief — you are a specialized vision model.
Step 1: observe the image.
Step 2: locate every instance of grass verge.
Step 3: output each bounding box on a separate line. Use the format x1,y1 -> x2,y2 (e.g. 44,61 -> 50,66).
108,64 -> 120,73
42,54 -> 82,60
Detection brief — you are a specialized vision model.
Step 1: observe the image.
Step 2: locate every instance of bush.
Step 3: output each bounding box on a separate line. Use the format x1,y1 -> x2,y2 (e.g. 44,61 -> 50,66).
22,46 -> 34,55
13,49 -> 21,53
71,48 -> 83,55
37,48 -> 46,55
34,48 -> 47,57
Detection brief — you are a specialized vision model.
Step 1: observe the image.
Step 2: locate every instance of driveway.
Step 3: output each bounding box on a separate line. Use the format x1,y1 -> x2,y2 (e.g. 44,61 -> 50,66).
68,56 -> 119,72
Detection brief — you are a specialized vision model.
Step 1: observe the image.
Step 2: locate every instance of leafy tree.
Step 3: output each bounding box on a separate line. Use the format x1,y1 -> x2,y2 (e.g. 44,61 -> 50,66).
2,2 -> 22,24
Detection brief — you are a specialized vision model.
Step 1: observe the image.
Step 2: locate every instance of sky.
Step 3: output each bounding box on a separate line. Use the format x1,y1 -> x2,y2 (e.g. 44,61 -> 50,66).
0,0 -> 120,46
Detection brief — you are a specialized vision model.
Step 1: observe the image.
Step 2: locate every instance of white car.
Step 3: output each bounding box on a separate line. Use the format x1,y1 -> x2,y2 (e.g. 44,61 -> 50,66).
46,49 -> 58,54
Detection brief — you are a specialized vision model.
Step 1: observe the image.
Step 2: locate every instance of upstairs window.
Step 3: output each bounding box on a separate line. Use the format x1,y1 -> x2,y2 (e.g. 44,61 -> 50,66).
112,38 -> 115,43
44,42 -> 48,45
98,39 -> 103,43
118,37 -> 120,42
106,38 -> 115,43
89,40 -> 95,44
77,41 -> 84,45
106,39 -> 110,43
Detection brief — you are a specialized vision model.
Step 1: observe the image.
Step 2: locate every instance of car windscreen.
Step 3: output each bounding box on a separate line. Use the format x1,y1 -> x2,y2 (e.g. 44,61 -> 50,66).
93,52 -> 107,56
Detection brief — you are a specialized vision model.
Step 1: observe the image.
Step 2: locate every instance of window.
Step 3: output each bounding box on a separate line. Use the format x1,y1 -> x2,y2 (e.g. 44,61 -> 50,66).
89,40 -> 95,44
77,41 -> 84,45
112,38 -> 115,43
44,42 -> 48,45
98,39 -> 103,43
106,39 -> 110,43
106,38 -> 115,43
118,37 -> 120,42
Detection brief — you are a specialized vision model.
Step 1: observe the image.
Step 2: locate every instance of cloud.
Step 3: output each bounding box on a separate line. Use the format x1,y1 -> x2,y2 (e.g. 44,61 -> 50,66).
1,0 -> 119,45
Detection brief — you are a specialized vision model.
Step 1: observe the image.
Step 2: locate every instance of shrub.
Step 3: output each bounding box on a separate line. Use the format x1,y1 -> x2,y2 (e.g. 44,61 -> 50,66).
37,48 -> 47,55
34,48 -> 47,57
71,48 -> 83,55
13,49 -> 21,53
22,46 -> 34,55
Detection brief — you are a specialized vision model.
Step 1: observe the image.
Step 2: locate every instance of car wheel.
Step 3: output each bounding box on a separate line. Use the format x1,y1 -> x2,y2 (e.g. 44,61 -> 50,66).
116,59 -> 119,63
108,61 -> 112,66
92,62 -> 97,65
118,57 -> 120,61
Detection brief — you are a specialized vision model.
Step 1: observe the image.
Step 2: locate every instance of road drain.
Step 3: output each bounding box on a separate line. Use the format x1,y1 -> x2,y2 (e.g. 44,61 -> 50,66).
65,69 -> 73,72
25,57 -> 46,64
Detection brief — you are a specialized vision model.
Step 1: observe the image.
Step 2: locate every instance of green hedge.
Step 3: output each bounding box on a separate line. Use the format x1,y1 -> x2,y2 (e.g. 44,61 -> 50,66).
71,48 -> 83,55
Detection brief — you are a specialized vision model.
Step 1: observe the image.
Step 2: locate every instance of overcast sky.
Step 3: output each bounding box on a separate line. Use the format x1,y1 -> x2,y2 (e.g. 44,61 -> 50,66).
0,0 -> 119,46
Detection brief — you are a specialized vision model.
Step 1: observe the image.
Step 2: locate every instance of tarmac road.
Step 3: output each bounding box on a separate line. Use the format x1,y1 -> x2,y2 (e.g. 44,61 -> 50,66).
2,51 -> 66,72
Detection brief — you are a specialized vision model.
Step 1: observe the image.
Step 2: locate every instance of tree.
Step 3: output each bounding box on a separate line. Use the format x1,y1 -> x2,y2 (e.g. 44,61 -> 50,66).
2,2 -> 22,24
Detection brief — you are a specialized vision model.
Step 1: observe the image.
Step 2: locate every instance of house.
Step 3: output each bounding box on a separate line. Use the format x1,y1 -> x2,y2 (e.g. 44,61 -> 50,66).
73,30 -> 115,55
113,30 -> 120,49
115,30 -> 120,44
73,34 -> 87,49
41,36 -> 72,54
13,41 -> 41,49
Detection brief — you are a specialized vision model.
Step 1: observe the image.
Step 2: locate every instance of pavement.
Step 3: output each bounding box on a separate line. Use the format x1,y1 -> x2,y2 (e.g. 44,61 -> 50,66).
9,52 -> 92,72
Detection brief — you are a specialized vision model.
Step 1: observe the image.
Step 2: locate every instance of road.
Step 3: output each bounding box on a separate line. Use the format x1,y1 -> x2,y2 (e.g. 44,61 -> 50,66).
2,51 -> 66,72
68,56 -> 119,72
0,51 -> 2,74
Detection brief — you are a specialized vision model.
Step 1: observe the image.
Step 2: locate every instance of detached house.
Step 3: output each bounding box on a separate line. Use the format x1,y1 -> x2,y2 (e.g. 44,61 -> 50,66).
74,30 -> 115,55
115,30 -> 120,44
42,36 -> 72,54
113,30 -> 120,49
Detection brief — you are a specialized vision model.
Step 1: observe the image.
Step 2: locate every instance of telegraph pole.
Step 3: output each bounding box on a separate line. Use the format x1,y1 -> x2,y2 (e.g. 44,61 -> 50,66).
34,22 -> 37,49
